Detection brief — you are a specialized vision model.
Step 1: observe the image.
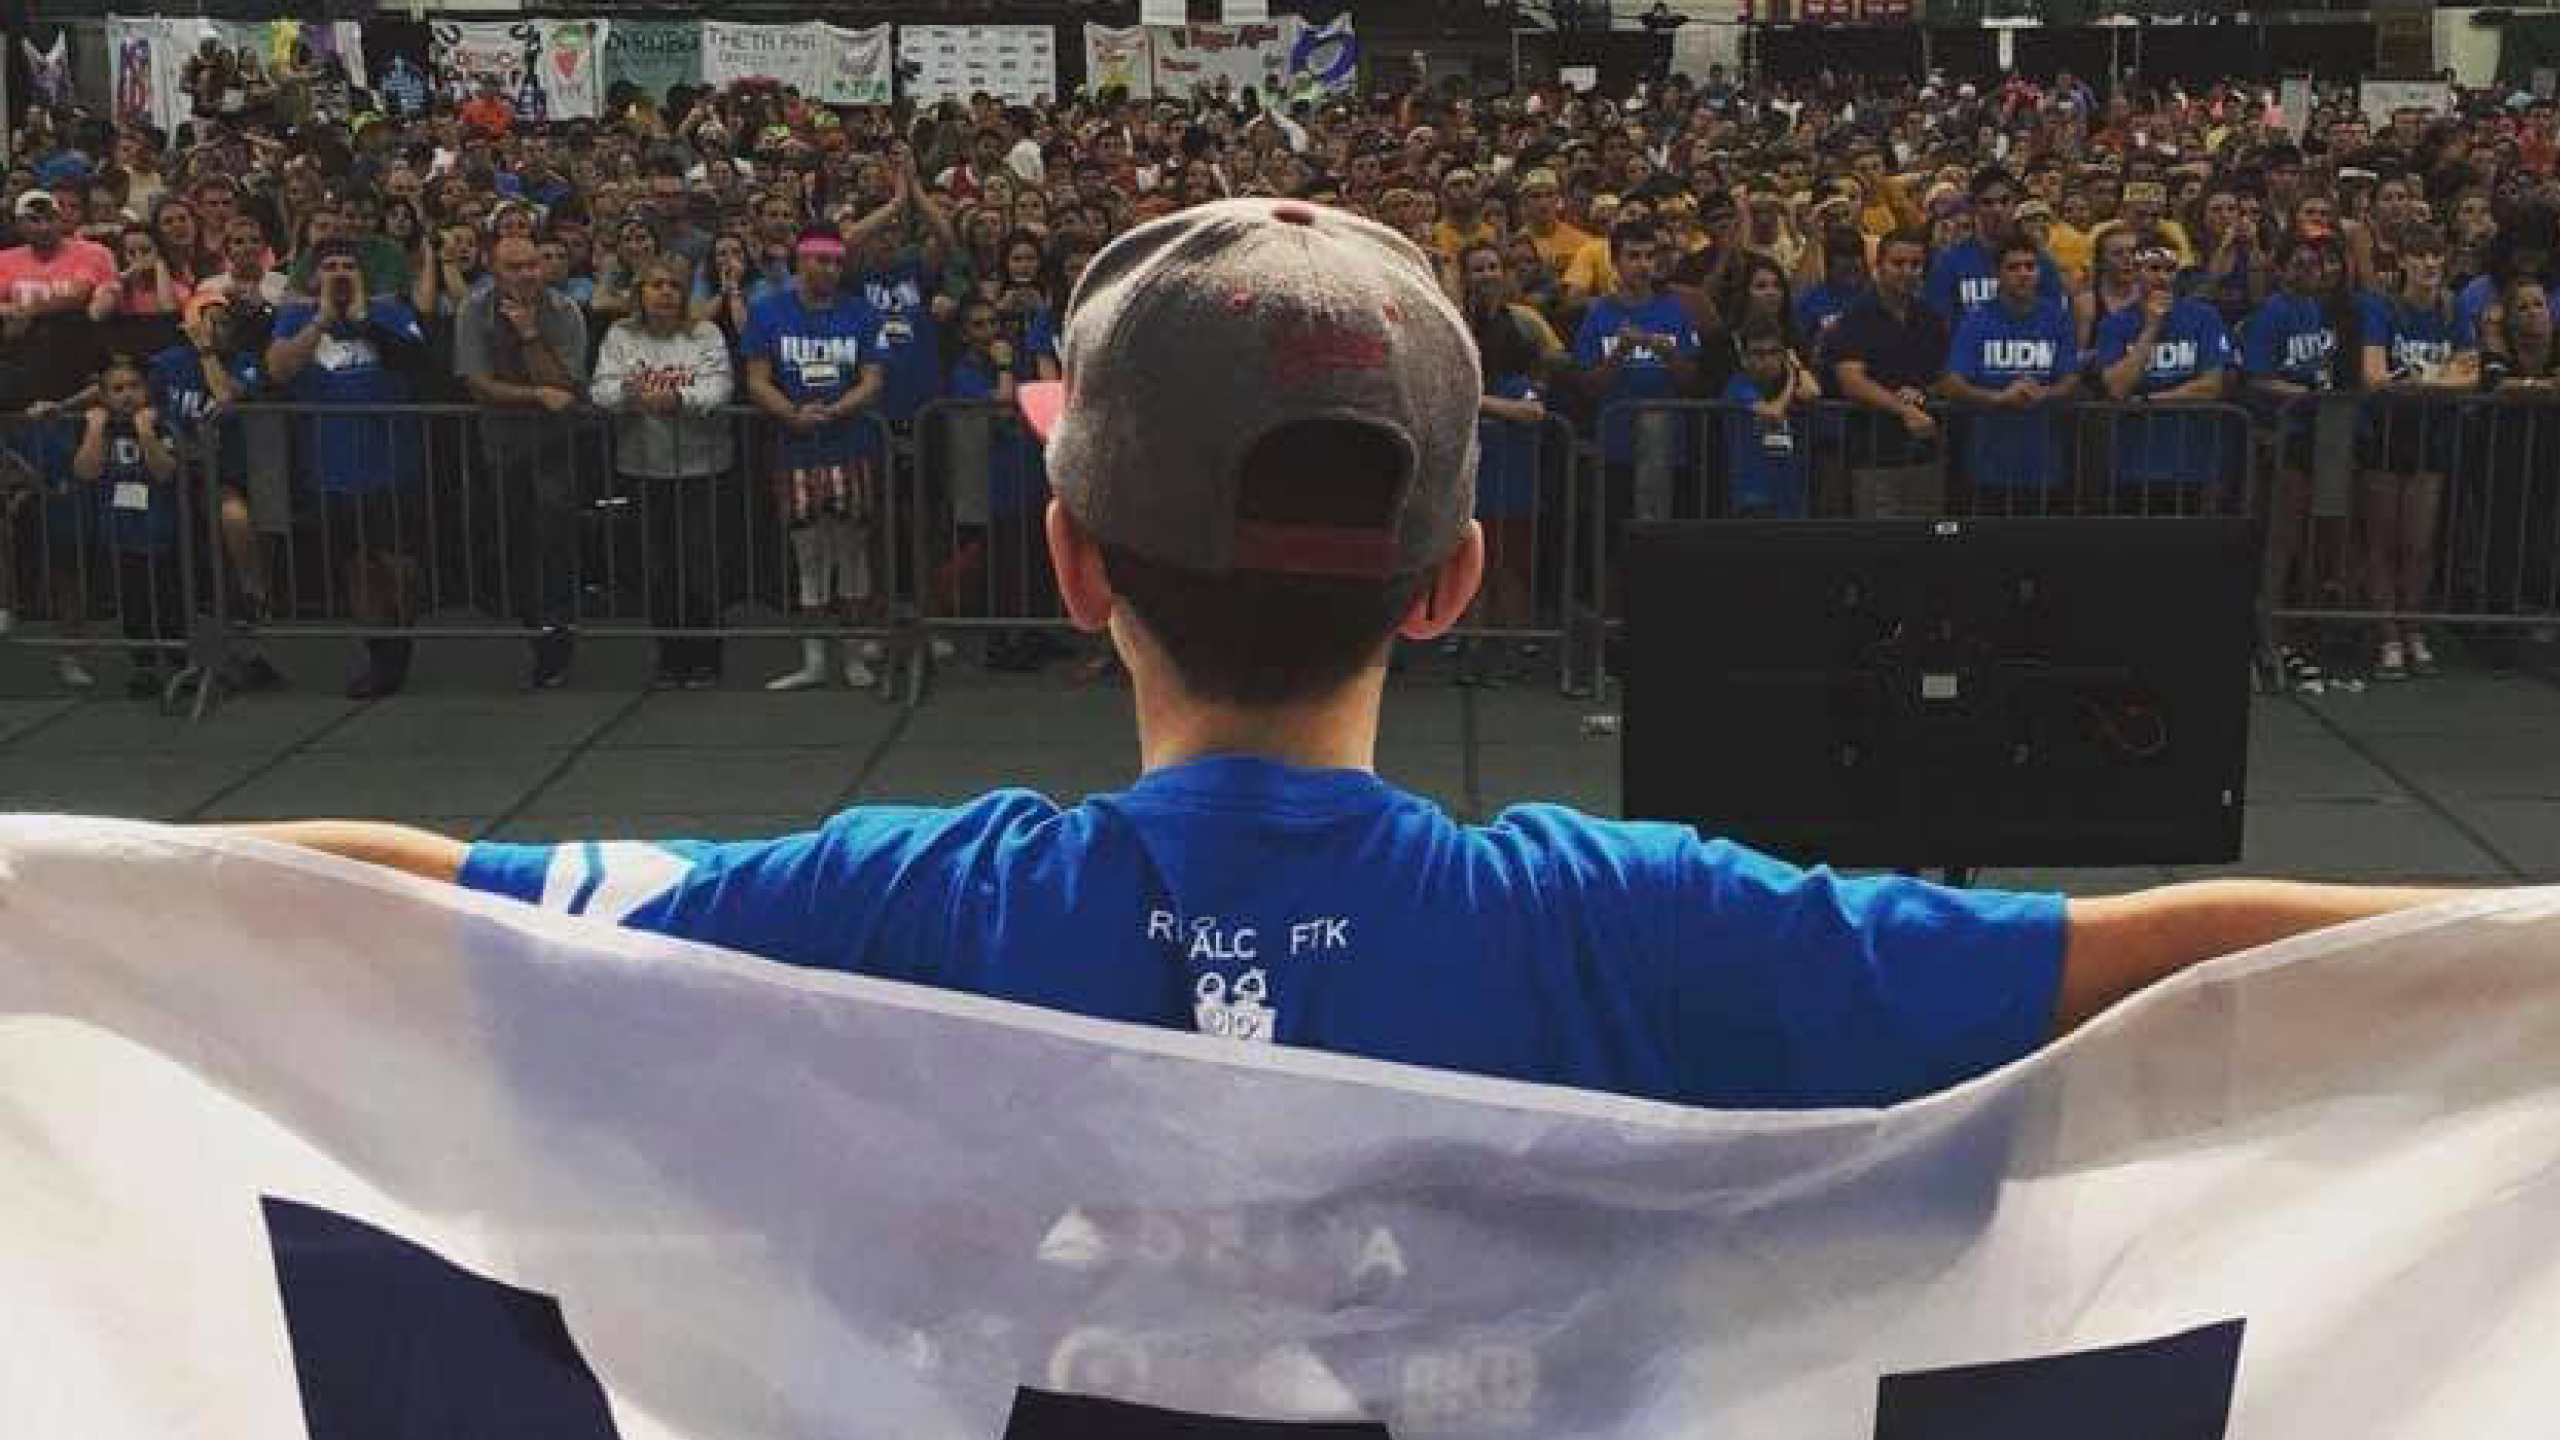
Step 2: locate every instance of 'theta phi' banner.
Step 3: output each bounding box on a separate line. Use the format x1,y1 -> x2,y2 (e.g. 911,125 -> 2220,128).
5,815 -> 2560,1438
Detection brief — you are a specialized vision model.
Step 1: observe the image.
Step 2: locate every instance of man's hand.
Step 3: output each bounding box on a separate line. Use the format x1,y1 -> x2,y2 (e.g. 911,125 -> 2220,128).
134,406 -> 161,436
84,405 -> 110,433
532,386 -> 576,414
1900,401 -> 1937,438
786,402 -> 828,433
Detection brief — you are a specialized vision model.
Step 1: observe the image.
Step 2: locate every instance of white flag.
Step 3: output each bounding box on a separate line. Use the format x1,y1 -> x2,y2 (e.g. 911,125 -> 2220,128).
5,815 -> 2560,1438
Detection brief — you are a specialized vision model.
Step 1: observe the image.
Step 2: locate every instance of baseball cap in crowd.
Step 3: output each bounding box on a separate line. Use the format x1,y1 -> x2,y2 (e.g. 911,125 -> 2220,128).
1018,198 -> 1480,580
2014,198 -> 2055,223
14,190 -> 61,219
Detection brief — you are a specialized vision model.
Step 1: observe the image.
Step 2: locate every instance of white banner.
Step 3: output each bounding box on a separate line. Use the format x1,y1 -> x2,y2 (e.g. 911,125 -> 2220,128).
899,24 -> 1058,107
816,23 -> 895,107
700,21 -> 829,96
1084,24 -> 1156,101
1151,20 -> 1292,103
2358,78 -> 2453,125
7,816 -> 2560,1438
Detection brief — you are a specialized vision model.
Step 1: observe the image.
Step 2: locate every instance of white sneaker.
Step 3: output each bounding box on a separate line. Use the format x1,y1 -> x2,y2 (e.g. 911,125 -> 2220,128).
841,657 -> 877,689
2375,640 -> 2408,682
0,608 -> 15,636
929,637 -> 957,661
2406,632 -> 2439,676
57,654 -> 95,690
765,664 -> 828,692
857,639 -> 886,662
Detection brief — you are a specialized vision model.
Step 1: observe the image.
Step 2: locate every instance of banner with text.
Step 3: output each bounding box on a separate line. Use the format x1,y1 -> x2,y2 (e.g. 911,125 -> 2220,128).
602,19 -> 700,103
429,20 -> 604,121
900,24 -> 1058,106
1151,20 -> 1292,102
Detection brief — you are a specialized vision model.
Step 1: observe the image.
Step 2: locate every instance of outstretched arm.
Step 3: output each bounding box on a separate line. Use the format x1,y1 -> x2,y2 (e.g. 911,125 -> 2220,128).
208,821 -> 466,883
2055,880 -> 2476,1035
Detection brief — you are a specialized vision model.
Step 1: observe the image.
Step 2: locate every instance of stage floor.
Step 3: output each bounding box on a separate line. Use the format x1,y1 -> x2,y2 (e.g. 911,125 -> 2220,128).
5,634 -> 2557,891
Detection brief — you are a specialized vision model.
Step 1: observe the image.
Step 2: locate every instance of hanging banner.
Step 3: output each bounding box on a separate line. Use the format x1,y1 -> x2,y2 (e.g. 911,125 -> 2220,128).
899,25 -> 1057,107
2357,78 -> 2452,125
1083,24 -> 1156,101
105,16 -> 183,135
23,33 -> 74,109
603,20 -> 701,102
1283,16 -> 1360,102
701,21 -> 828,94
536,20 -> 606,121
427,20 -> 600,122
1140,0 -> 1188,26
1152,21 -> 1291,102
1225,0 -> 1272,20
814,24 -> 894,107
431,20 -> 540,109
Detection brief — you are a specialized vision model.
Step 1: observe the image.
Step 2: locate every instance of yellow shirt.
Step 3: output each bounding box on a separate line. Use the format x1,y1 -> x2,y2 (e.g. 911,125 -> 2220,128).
1524,219 -> 1595,275
1562,237 -> 1618,301
2046,223 -> 2096,289
1433,215 -> 1502,260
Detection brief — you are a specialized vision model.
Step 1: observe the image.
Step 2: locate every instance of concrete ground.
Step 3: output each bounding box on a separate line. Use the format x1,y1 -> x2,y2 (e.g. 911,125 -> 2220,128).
4,628 -> 2558,893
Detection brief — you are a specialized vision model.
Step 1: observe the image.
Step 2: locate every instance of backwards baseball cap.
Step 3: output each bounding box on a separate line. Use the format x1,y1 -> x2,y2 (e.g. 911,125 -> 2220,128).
13,190 -> 60,219
1018,198 -> 1480,580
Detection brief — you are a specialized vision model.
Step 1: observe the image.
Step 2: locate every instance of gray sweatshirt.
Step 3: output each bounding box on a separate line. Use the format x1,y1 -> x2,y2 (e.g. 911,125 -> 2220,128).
589,319 -> 736,480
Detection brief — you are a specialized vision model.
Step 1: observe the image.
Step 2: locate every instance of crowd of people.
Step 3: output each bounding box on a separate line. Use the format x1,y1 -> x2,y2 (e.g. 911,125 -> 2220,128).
5,54 -> 2560,701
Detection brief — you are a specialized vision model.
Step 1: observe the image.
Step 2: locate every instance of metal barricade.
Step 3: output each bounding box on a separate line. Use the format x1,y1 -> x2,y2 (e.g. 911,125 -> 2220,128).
910,398 -> 1075,677
2261,391 -> 2560,678
1453,410 -> 1582,692
190,400 -> 910,702
2,404 -> 207,708
1576,398 -> 2263,698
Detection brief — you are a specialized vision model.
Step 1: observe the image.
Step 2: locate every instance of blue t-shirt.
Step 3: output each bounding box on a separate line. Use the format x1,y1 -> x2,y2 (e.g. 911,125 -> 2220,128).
1476,373 -> 1543,519
270,298 -> 427,494
949,352 -> 1044,514
1717,371 -> 1807,517
1794,281 -> 1863,350
858,263 -> 945,431
2093,299 -> 2235,486
456,755 -> 2067,1109
91,415 -> 175,553
2240,292 -> 2345,435
1926,240 -> 2066,324
740,286 -> 884,471
1573,291 -> 1702,466
146,343 -> 257,477
2456,274 -> 2498,343
1949,297 -> 2079,489
1021,307 -> 1060,378
2358,290 -> 2477,379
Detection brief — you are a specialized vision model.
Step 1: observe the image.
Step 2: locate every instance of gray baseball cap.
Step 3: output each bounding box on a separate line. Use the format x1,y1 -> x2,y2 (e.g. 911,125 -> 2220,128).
1018,197 -> 1481,579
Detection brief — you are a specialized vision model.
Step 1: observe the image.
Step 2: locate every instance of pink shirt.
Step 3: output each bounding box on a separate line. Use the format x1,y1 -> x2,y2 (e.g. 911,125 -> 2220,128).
0,237 -> 116,311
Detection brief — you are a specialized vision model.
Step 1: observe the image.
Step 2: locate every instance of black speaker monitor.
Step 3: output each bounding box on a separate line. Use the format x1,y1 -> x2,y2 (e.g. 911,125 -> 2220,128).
1622,519 -> 2257,870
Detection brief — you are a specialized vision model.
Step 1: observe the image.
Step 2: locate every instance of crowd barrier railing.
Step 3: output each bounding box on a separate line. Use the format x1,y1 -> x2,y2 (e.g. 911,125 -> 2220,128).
1,406 -> 211,711
1573,397 -> 2263,698
2260,391 -> 2560,651
168,399 -> 914,703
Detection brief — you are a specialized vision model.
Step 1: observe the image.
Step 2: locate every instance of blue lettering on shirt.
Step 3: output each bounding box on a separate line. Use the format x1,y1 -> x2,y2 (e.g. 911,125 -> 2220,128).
454,755 -> 2066,1109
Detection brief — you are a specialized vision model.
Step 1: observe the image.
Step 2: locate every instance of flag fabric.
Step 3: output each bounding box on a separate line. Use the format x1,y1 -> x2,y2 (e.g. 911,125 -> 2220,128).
3,814 -> 2558,1439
